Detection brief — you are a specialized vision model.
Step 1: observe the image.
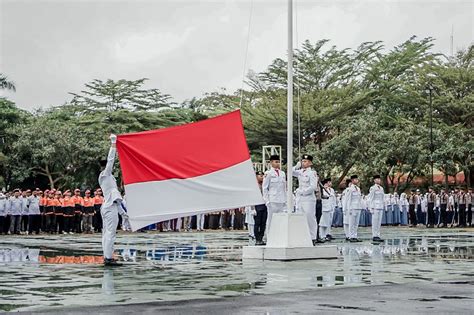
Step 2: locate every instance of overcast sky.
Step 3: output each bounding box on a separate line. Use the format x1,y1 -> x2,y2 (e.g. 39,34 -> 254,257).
1,0 -> 472,111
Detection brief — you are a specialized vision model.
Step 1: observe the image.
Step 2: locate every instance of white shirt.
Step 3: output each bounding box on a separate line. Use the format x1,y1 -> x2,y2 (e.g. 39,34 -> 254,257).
322,186 -> 336,212
367,184 -> 385,210
98,147 -> 124,213
344,185 -> 363,211
293,165 -> 317,201
27,196 -> 41,215
262,168 -> 287,204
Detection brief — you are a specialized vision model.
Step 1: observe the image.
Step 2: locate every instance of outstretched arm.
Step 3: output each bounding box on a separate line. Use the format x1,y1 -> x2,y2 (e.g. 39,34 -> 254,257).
103,134 -> 117,176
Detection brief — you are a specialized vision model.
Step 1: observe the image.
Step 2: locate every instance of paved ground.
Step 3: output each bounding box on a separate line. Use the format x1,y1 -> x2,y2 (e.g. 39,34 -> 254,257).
0,227 -> 473,313
24,280 -> 474,314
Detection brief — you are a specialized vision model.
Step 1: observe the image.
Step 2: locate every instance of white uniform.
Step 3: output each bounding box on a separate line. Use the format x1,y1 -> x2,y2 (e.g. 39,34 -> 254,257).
244,206 -> 256,238
344,185 -> 363,239
293,165 -> 318,240
319,186 -> 336,239
0,194 -> 6,217
341,185 -> 351,238
367,184 -> 385,238
262,167 -> 287,234
99,146 -> 127,260
27,196 -> 41,215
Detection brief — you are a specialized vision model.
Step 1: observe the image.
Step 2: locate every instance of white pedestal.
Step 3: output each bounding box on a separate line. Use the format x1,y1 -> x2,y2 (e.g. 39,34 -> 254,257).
242,212 -> 338,260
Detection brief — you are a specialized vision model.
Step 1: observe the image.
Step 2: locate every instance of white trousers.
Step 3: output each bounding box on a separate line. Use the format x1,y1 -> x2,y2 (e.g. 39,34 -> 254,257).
319,211 -> 331,239
196,213 -> 205,230
101,204 -> 119,259
248,224 -> 255,238
327,210 -> 335,235
349,209 -> 362,239
343,209 -> 350,237
371,209 -> 383,237
266,202 -> 286,236
298,199 -> 317,240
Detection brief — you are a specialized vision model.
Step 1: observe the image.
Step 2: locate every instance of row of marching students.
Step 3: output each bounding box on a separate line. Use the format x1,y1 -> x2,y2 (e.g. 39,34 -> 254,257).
0,188 -> 105,235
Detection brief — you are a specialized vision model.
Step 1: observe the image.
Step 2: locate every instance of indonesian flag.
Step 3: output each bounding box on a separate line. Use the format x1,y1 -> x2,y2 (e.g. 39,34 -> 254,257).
116,110 -> 264,231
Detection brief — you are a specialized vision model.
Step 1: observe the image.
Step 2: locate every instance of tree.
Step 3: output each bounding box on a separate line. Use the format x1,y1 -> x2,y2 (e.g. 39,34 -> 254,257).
69,78 -> 174,112
0,74 -> 16,91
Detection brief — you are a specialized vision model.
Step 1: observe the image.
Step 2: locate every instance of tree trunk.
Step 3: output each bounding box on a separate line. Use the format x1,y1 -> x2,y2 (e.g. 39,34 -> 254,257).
45,165 -> 55,189
336,162 -> 354,188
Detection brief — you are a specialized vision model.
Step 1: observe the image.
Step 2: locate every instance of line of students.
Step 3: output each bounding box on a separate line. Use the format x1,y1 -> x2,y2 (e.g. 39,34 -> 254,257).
0,188 -> 105,235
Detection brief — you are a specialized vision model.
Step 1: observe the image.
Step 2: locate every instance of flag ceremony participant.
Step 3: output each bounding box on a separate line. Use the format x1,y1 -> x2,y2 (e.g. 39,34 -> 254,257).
367,175 -> 385,242
319,178 -> 336,242
262,155 -> 287,236
99,134 -> 131,266
344,175 -> 363,242
292,154 -> 318,244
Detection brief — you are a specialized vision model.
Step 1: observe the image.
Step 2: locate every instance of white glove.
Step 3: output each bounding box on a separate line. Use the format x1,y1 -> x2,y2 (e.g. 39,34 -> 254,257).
110,134 -> 117,144
121,214 -> 131,231
295,161 -> 301,170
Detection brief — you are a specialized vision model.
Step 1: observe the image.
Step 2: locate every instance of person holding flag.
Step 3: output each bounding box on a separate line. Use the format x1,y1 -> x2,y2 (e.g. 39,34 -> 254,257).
99,134 -> 131,266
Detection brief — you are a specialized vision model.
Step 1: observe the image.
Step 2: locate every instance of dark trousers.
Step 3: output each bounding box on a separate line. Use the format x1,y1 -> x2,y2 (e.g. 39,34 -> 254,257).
458,204 -> 466,227
74,213 -> 82,233
427,202 -> 435,226
416,205 -> 424,225
56,215 -> 64,233
440,204 -> 448,226
254,204 -> 267,242
447,211 -> 454,225
409,205 -> 417,225
0,216 -> 6,234
21,215 -> 28,232
9,215 -> 21,234
28,215 -> 41,234
316,199 -> 322,240
94,206 -> 103,232
454,203 -> 458,223
467,205 -> 472,226
3,216 -> 10,234
45,214 -> 55,233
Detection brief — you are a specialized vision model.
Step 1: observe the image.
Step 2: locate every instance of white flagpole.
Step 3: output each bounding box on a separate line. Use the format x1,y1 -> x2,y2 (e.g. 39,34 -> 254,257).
287,0 -> 294,212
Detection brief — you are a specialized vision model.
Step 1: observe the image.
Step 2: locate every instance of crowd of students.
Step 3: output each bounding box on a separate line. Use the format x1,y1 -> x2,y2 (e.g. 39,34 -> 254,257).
0,186 -> 471,236
0,188 -> 105,235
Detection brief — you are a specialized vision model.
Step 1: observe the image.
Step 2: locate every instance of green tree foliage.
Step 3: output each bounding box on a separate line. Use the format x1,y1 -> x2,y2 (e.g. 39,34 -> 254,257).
1,38 -> 471,191
0,73 -> 16,91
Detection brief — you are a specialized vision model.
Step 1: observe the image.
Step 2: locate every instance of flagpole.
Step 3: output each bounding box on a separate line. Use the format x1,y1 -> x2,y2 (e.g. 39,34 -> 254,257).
287,0 -> 293,212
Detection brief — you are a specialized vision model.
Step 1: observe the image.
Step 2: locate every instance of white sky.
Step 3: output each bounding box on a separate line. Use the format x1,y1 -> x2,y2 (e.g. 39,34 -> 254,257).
1,0 -> 472,110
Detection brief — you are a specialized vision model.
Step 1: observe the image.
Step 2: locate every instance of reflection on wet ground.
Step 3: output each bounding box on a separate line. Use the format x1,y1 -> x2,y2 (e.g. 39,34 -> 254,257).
0,227 -> 472,312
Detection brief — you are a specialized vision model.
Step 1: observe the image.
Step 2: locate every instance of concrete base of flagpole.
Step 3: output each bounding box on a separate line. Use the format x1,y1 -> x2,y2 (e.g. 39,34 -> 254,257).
242,213 -> 338,260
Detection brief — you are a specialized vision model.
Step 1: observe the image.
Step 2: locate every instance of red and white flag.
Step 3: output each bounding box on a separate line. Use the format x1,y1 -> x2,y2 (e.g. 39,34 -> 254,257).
116,110 -> 264,231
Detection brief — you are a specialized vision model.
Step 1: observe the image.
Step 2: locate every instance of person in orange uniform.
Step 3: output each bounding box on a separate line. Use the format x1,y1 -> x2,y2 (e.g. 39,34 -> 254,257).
39,189 -> 47,232
52,191 -> 63,234
93,189 -> 104,233
62,190 -> 75,234
72,189 -> 84,233
82,190 -> 95,234
44,190 -> 55,233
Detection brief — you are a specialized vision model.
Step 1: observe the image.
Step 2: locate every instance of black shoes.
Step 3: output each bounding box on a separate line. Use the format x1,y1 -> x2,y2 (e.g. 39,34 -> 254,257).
313,239 -> 326,246
349,238 -> 362,242
372,237 -> 384,242
255,240 -> 266,246
326,234 -> 334,240
104,258 -> 122,267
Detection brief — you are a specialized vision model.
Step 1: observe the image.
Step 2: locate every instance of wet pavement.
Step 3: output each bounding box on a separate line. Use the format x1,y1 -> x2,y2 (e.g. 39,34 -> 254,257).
0,227 -> 472,312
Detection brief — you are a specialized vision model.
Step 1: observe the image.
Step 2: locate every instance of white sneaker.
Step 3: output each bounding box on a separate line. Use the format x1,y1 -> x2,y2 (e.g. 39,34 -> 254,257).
69,232 -> 74,235
62,231 -> 67,235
